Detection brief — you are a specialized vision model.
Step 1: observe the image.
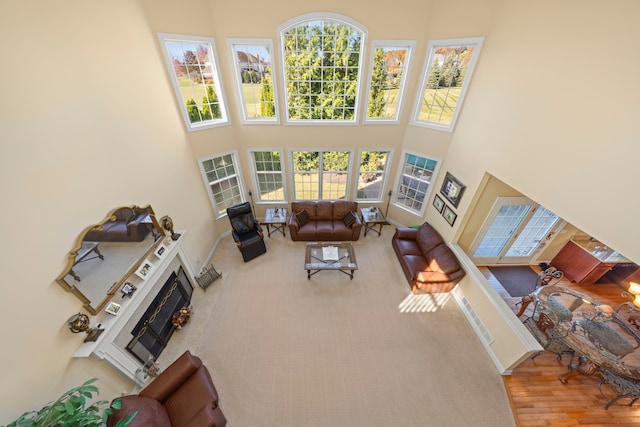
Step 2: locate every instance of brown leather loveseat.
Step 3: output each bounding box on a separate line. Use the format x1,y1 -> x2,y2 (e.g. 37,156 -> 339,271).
392,222 -> 466,293
107,351 -> 227,427
288,201 -> 362,241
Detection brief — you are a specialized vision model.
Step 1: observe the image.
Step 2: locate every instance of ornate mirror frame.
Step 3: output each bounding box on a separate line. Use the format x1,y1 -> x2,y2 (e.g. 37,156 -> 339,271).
56,204 -> 166,315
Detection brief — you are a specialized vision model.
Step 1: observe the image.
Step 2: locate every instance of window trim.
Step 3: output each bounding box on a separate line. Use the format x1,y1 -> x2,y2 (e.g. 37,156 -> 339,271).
248,149 -> 287,204
198,150 -> 245,219
354,149 -> 394,202
227,38 -> 280,124
391,150 -> 441,217
289,149 -> 354,201
278,12 -> 368,125
363,41 -> 416,124
158,33 -> 230,132
411,36 -> 485,132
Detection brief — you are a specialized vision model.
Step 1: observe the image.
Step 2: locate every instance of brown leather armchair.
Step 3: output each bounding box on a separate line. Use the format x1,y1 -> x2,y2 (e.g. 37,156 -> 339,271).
107,351 -> 227,427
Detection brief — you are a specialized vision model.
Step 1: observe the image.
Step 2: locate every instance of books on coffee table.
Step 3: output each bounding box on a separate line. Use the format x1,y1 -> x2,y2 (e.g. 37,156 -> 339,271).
322,246 -> 339,261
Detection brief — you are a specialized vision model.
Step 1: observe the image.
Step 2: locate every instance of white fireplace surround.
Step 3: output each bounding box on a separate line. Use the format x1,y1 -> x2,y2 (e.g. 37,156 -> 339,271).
73,232 -> 196,387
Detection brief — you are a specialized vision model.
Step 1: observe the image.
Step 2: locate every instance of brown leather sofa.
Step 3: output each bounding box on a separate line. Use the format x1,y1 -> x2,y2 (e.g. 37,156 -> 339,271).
107,351 -> 227,427
288,201 -> 361,241
392,222 -> 466,293
84,207 -> 152,242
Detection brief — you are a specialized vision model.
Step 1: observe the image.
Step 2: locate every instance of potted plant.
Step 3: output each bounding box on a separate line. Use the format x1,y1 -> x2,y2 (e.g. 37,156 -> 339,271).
2,378 -> 135,427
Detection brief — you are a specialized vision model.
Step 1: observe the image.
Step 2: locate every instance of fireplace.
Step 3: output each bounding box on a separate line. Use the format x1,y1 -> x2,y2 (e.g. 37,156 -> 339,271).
126,266 -> 193,363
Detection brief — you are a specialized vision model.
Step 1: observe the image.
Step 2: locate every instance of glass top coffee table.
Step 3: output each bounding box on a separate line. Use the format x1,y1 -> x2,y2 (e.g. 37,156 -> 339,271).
305,242 -> 358,280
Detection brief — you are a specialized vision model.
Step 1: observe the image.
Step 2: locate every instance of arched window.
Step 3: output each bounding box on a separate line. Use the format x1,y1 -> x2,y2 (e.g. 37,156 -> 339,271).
279,13 -> 366,124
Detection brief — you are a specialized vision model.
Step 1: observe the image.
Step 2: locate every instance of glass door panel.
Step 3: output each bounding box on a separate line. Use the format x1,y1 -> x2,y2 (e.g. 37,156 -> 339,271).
471,197 -> 559,265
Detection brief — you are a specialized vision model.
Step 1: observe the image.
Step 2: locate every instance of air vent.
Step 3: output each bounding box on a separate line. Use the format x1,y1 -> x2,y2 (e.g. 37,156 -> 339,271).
461,296 -> 494,345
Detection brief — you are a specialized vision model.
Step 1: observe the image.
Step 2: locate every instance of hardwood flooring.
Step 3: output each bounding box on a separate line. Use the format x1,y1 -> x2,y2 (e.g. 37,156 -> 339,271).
480,266 -> 640,426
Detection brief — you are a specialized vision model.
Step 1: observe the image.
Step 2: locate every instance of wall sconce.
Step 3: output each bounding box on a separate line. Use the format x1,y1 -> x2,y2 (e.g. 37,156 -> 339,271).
67,313 -> 104,343
629,282 -> 640,308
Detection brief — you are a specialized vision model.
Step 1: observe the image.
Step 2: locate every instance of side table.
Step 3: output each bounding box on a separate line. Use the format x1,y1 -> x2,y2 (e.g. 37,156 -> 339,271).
262,208 -> 287,238
360,207 -> 386,237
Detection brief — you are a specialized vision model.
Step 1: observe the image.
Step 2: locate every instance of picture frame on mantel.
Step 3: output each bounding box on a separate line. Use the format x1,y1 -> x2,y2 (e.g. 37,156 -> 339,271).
135,259 -> 155,280
440,172 -> 466,208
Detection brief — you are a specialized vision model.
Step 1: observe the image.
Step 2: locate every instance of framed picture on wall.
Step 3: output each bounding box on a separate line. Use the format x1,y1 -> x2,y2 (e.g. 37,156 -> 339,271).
433,194 -> 445,213
442,205 -> 457,226
440,172 -> 466,208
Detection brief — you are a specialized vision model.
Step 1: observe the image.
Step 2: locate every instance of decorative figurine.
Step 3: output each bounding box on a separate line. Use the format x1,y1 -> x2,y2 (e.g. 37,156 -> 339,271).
160,215 -> 181,240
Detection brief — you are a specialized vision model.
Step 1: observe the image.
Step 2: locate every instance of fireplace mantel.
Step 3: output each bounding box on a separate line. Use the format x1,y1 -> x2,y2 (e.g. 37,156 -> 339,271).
73,232 -> 196,386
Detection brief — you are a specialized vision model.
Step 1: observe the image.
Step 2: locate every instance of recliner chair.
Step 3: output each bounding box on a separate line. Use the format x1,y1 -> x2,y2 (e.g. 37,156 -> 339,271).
227,202 -> 267,262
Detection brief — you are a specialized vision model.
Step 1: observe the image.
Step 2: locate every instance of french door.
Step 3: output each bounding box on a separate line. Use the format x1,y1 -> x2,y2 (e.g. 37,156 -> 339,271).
470,197 -> 562,265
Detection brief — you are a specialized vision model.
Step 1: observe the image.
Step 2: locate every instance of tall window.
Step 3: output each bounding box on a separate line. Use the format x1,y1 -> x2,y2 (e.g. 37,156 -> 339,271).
291,150 -> 351,200
356,150 -> 392,201
158,33 -> 229,131
228,39 -> 278,123
199,152 -> 244,217
412,37 -> 484,132
394,152 -> 439,215
250,150 -> 285,202
365,41 -> 415,123
280,14 -> 366,123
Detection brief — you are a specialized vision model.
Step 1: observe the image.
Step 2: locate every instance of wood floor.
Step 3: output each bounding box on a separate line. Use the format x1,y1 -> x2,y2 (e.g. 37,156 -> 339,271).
480,266 -> 640,426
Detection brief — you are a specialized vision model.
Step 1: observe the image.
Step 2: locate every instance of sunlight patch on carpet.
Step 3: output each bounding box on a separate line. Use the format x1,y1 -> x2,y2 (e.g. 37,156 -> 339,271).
398,292 -> 451,313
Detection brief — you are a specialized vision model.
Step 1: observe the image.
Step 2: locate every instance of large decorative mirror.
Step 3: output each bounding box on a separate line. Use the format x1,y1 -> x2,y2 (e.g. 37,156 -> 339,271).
57,205 -> 165,315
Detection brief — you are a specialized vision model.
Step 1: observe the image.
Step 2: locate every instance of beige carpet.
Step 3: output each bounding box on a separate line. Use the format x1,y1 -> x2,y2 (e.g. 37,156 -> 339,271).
178,227 -> 515,426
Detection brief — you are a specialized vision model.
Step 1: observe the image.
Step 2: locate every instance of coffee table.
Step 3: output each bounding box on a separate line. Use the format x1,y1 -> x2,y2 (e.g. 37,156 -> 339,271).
360,207 -> 386,237
305,242 -> 358,280
261,208 -> 287,238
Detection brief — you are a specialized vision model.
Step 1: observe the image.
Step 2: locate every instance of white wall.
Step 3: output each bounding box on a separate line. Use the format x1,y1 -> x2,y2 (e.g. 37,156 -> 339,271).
0,0 -> 218,421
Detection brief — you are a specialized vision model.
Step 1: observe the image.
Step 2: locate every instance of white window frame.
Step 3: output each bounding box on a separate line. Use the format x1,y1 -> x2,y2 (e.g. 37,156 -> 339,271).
248,149 -> 287,204
278,13 -> 367,125
289,149 -> 354,201
363,41 -> 415,124
392,151 -> 441,217
158,33 -> 230,132
198,151 -> 245,218
411,36 -> 484,132
227,38 -> 280,124
355,149 -> 394,202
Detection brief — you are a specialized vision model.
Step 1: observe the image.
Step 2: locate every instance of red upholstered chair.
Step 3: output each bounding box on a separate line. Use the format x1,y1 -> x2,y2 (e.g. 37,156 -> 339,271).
107,351 -> 227,427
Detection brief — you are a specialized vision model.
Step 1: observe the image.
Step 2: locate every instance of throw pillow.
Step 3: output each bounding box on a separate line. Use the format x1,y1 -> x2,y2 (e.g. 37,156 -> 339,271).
295,210 -> 310,227
343,211 -> 356,228
231,218 -> 249,234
